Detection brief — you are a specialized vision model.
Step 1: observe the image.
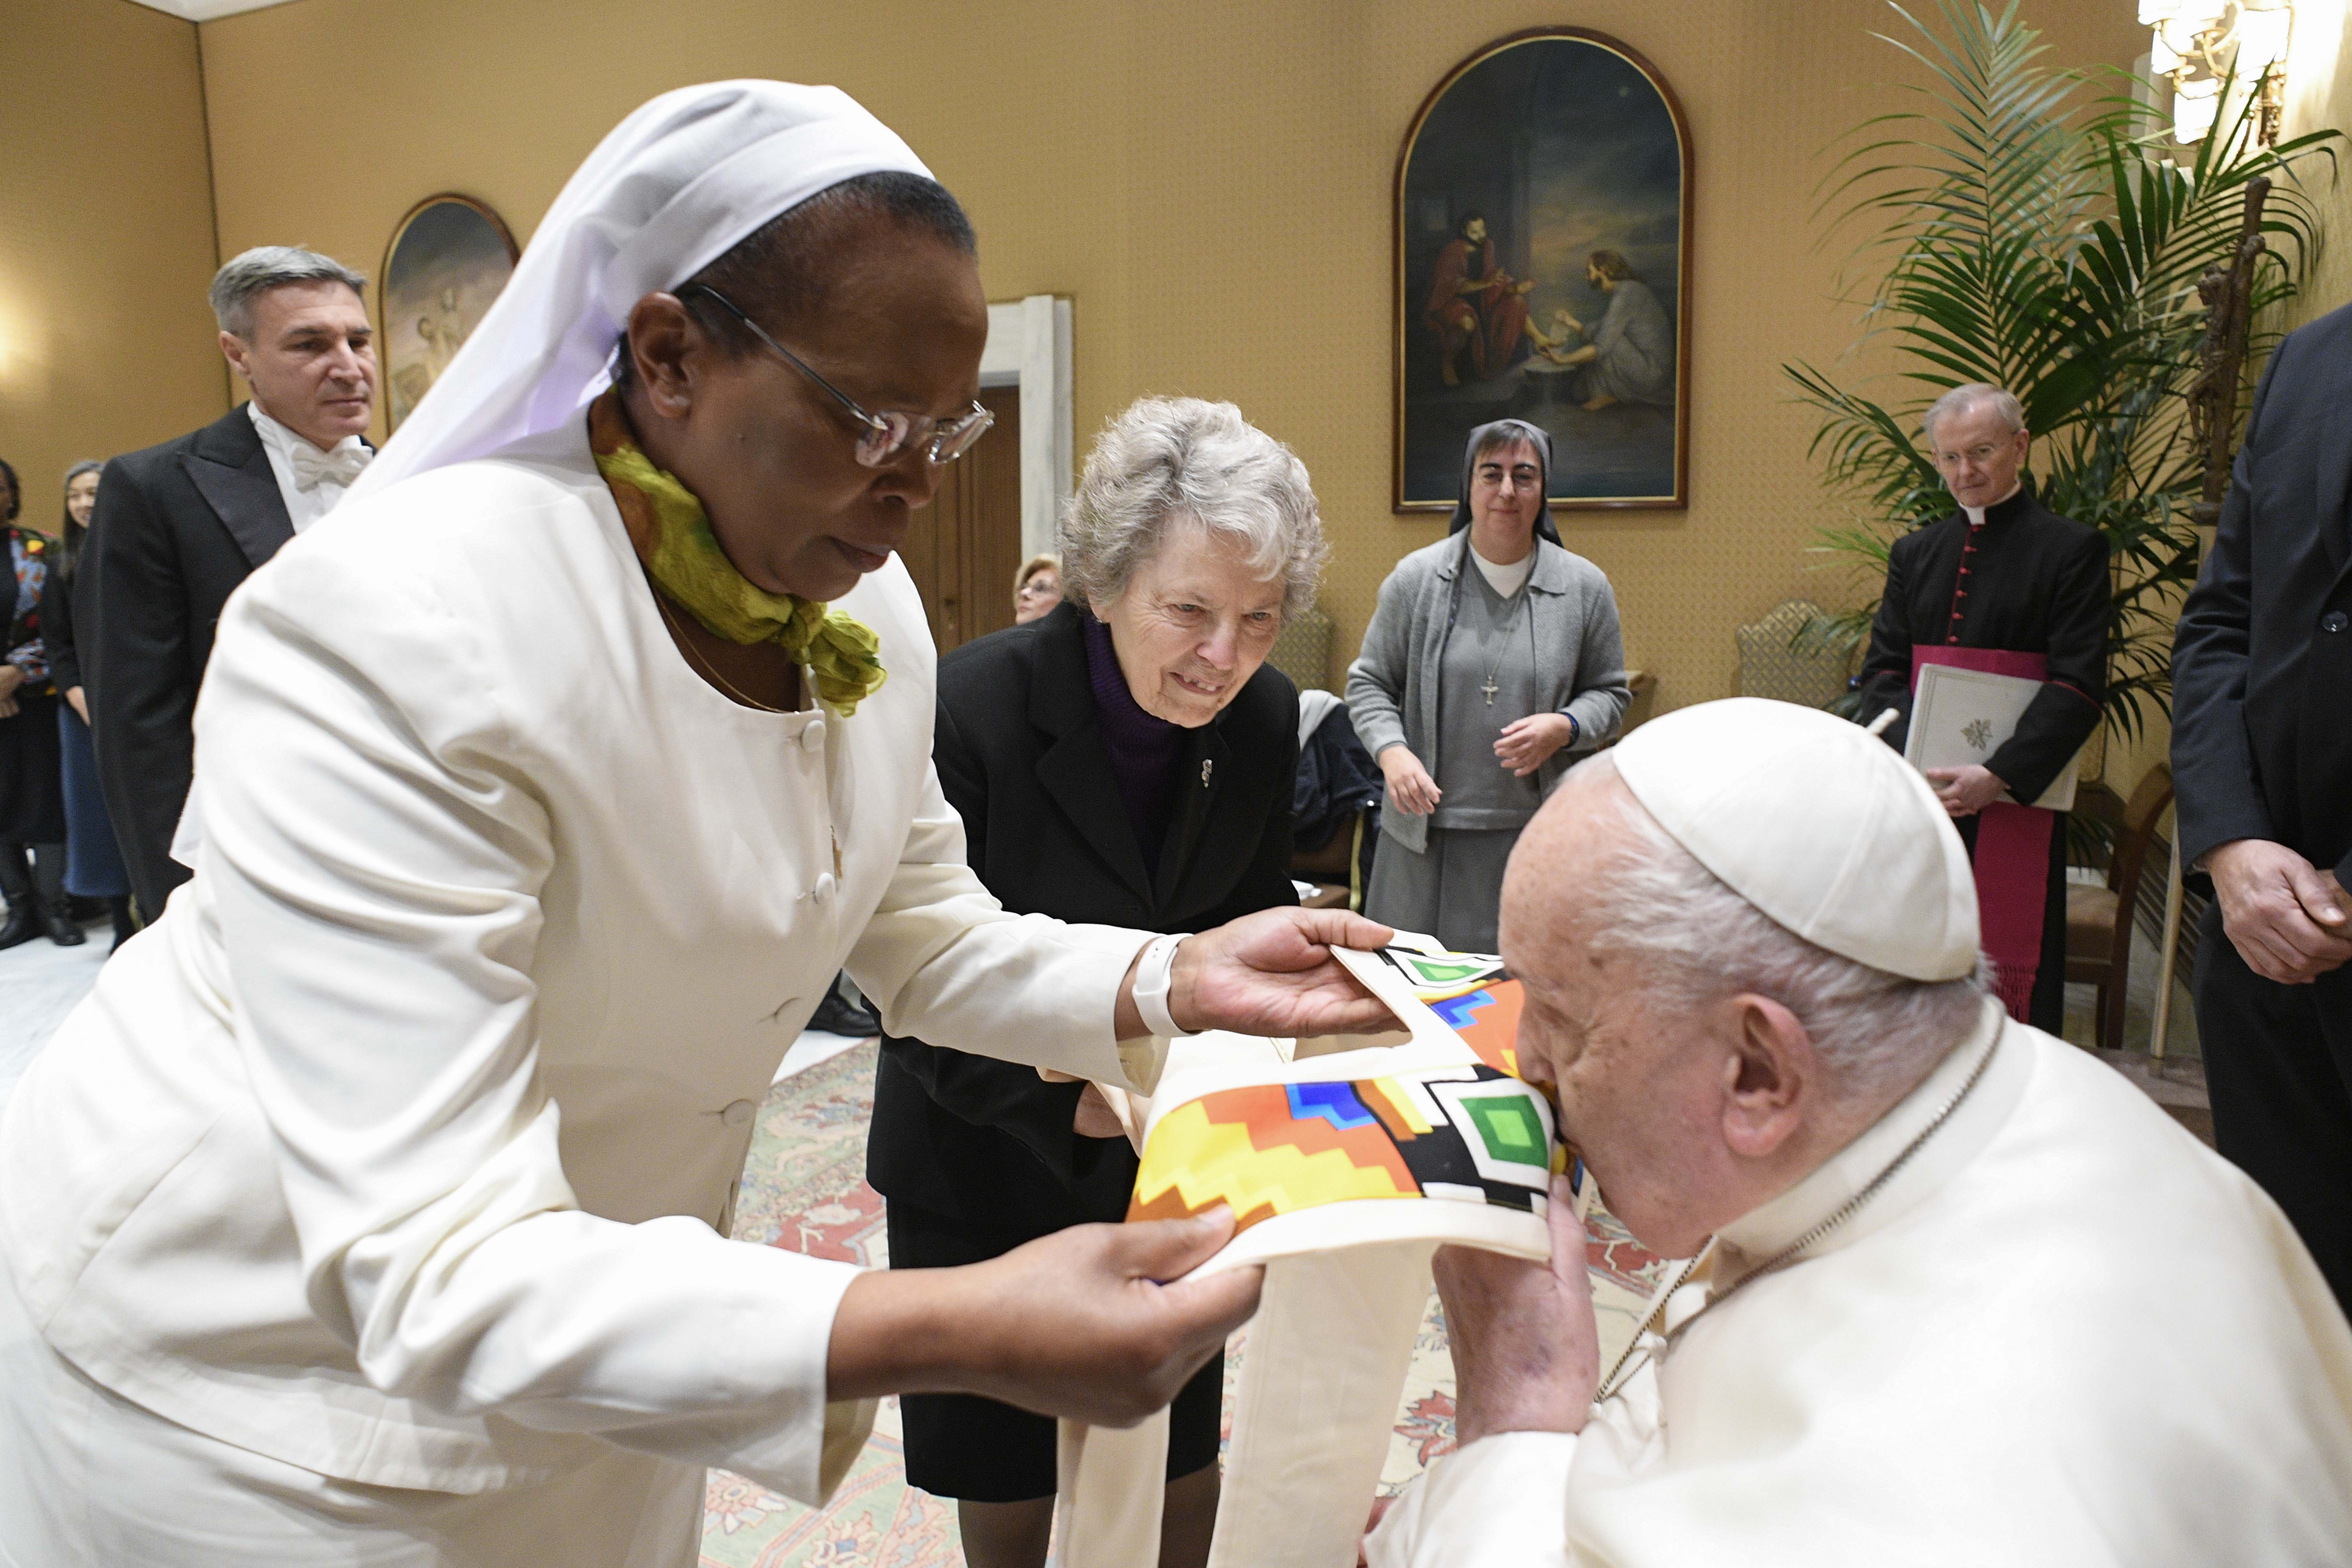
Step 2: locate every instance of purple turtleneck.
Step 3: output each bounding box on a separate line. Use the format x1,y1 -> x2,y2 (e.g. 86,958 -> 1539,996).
1082,613 -> 1185,879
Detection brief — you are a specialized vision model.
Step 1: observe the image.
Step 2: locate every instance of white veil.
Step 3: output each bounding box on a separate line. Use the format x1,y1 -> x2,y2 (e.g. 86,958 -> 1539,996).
349,80 -> 932,501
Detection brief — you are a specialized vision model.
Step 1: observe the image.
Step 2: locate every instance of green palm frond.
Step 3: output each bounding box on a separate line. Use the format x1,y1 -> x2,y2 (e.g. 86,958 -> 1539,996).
1785,0 -> 2340,748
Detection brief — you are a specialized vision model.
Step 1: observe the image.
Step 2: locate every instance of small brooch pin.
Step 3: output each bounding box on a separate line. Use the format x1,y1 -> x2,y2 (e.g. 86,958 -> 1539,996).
1201,759 -> 1214,787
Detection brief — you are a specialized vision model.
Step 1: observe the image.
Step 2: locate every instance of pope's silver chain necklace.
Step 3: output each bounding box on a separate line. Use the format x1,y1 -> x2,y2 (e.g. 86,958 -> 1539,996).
1591,1030 -> 2003,1404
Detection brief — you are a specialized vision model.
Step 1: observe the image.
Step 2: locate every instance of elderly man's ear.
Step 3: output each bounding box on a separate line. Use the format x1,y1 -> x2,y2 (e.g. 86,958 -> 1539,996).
1718,995 -> 1813,1159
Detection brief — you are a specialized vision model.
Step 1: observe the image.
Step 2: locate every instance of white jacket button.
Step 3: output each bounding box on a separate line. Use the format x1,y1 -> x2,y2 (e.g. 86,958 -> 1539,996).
800,719 -> 826,753
722,1098 -> 756,1128
813,872 -> 837,905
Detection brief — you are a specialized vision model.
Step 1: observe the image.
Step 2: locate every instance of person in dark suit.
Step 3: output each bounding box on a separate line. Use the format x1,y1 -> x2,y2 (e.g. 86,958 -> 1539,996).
0,458 -> 79,949
2172,299 -> 2352,1310
1857,383 -> 2108,1033
42,461 -> 136,949
869,398 -> 1328,1568
84,246 -> 376,923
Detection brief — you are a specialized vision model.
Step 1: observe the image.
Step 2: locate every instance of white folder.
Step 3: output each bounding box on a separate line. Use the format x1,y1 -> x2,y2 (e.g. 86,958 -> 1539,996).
1904,662 -> 2081,812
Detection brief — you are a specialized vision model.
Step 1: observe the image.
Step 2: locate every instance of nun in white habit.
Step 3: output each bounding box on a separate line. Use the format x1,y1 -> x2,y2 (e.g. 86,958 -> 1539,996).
1368,700 -> 2352,1567
0,82 -> 1392,1566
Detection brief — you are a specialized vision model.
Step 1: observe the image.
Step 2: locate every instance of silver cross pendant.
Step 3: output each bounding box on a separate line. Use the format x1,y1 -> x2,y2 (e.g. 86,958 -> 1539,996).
1481,679 -> 1499,705
1201,758 -> 1214,786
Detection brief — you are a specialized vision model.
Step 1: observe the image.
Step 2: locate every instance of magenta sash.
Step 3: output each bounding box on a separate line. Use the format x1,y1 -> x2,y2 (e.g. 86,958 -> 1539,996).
1913,646 -> 2053,1021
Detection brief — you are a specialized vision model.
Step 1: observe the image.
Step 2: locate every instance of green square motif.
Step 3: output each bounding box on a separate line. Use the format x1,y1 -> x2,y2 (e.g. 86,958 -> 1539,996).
1462,1095 -> 1547,1168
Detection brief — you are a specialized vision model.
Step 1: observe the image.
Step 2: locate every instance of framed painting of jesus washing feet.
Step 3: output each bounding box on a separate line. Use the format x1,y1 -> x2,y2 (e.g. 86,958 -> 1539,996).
1395,28 -> 1693,511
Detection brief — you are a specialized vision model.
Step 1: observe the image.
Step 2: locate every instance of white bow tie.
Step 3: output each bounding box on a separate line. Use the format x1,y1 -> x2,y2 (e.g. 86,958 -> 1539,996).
288,440 -> 371,491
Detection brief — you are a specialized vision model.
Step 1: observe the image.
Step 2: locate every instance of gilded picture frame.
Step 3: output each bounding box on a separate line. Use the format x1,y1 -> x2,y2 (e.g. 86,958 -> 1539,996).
1394,29 -> 1694,511
379,193 -> 519,433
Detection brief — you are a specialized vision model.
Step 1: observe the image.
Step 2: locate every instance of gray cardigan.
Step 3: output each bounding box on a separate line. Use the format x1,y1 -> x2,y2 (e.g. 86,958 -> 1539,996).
1346,532 -> 1630,855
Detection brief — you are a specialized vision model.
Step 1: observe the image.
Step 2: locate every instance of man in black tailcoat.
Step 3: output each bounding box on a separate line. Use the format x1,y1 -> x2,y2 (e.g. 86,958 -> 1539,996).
83,247 -> 375,922
2173,299 -> 2352,1310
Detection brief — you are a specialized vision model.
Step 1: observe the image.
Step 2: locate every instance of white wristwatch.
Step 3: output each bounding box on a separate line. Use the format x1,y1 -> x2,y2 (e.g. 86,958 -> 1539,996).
1133,932 -> 1190,1039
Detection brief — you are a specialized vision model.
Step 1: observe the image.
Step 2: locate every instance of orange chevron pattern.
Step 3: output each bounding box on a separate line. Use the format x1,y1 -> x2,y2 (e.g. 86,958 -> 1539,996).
1128,1084 -> 1418,1229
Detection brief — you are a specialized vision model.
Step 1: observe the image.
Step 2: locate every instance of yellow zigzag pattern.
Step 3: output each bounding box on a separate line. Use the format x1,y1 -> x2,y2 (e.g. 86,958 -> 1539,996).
1132,1099 -> 1416,1220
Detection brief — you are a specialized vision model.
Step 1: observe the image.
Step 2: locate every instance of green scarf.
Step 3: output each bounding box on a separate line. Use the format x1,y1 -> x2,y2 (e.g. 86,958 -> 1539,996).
589,394 -> 886,717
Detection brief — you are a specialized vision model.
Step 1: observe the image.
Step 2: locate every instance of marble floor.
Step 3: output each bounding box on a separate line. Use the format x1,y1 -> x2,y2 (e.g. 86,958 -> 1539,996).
0,916 -> 113,1109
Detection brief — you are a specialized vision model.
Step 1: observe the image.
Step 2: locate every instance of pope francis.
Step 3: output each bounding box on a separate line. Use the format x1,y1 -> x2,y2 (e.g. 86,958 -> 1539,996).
0,82 -> 1394,1565
1368,698 -> 2352,1566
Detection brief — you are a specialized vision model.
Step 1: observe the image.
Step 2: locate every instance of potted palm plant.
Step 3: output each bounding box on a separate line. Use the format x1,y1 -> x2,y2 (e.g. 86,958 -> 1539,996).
1788,0 -> 2337,756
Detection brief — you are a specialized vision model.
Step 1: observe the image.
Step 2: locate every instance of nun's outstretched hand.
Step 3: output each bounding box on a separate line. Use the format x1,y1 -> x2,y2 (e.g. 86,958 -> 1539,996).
826,1207 -> 1260,1427
1117,907 -> 1399,1041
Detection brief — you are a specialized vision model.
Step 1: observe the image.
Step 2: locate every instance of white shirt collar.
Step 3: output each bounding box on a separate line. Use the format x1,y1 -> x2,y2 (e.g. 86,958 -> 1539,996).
1468,541 -> 1537,598
1959,480 -> 2023,529
248,401 -> 370,534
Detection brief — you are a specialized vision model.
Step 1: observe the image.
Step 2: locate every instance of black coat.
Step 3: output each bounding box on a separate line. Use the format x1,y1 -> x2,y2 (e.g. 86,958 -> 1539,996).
867,601 -> 1300,1235
2174,300 -> 2352,886
1857,487 -> 2109,804
40,547 -> 82,695
1,529 -> 67,844
82,405 -> 295,918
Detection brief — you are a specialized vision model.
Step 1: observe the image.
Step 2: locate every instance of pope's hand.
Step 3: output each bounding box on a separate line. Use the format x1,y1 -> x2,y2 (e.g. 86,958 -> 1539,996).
1147,906 -> 1399,1040
826,1208 -> 1261,1427
2207,838 -> 2352,984
1432,1173 -> 1596,1445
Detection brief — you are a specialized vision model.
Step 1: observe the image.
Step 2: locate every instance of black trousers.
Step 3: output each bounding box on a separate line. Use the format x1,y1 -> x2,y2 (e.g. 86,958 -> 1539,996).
2195,901 -> 2352,1311
0,841 -> 65,910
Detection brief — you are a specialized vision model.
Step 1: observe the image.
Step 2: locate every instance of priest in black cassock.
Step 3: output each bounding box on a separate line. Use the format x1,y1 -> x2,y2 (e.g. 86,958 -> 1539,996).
1857,383 -> 2109,1031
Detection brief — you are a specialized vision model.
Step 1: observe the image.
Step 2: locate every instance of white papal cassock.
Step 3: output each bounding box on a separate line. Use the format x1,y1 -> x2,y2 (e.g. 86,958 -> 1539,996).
1369,1000 -> 2352,1566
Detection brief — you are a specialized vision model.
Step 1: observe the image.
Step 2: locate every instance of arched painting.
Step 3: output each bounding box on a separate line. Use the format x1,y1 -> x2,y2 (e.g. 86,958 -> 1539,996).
1395,30 -> 1692,511
380,194 -> 518,432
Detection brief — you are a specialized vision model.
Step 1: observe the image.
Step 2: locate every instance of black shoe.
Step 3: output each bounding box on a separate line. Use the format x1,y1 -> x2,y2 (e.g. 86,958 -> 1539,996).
0,902 -> 36,951
43,903 -> 86,946
808,985 -> 880,1037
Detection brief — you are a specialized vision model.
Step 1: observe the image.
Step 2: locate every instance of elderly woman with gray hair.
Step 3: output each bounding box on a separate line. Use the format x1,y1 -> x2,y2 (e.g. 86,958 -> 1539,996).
869,395 -> 1328,1568
1349,418 -> 1630,953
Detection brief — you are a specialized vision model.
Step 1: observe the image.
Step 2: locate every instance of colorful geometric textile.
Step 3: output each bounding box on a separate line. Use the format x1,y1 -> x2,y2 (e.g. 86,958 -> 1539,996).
1121,938 -> 1575,1283
1128,1066 -> 1554,1232
1354,946 -> 1525,1077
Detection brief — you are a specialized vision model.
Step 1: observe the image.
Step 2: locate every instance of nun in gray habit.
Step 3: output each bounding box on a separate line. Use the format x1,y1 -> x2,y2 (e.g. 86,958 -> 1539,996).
1345,418 -> 1630,952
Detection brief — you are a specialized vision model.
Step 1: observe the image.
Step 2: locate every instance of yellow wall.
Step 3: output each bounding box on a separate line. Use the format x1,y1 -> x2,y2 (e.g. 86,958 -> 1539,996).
194,0 -> 2152,709
2285,0 -> 2352,325
0,0 -> 222,532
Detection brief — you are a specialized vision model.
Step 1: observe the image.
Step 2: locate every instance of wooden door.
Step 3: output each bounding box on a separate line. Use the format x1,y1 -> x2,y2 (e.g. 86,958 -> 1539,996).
898,385 -> 1022,654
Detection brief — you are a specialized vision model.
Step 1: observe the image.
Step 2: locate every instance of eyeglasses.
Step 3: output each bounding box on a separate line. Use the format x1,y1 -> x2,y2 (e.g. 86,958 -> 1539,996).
684,284 -> 994,468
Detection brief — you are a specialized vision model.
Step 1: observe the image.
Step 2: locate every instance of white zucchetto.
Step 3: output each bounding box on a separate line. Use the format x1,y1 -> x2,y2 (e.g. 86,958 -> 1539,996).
349,80 -> 932,501
1612,697 -> 1981,981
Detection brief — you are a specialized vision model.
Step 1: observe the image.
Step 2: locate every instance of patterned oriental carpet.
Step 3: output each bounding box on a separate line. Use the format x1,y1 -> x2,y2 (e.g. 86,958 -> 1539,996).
700,1040 -> 1662,1568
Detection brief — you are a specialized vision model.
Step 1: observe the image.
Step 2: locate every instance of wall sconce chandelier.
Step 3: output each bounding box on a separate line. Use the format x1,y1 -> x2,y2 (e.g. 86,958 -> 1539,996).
2140,1 -> 2294,145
